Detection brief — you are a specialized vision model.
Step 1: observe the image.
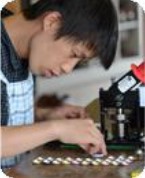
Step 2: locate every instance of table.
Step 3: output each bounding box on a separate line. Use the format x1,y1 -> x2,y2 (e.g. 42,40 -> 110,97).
4,145 -> 144,178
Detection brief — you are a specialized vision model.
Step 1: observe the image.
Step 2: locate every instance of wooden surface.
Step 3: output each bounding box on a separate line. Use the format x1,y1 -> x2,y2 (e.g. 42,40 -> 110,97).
3,99 -> 144,177
4,146 -> 144,178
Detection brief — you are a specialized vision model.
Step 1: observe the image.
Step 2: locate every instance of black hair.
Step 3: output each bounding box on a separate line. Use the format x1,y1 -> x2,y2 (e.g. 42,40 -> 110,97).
22,0 -> 118,69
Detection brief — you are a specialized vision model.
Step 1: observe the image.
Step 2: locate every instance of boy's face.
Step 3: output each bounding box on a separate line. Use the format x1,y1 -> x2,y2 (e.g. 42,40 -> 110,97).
28,12 -> 94,77
29,34 -> 94,77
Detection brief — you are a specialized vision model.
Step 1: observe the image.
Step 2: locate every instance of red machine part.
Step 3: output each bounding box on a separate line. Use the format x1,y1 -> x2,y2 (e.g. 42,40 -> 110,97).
131,61 -> 145,84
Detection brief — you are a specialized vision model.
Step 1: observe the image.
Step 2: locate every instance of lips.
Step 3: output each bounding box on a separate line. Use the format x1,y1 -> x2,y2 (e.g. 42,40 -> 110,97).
43,69 -> 62,77
51,69 -> 61,76
43,70 -> 52,78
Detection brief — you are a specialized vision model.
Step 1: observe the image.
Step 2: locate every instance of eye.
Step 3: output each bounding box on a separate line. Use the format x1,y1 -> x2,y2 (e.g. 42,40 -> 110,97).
79,58 -> 88,65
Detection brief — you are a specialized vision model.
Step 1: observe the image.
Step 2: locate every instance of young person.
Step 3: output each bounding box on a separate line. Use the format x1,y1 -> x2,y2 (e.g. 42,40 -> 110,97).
0,0 -> 118,168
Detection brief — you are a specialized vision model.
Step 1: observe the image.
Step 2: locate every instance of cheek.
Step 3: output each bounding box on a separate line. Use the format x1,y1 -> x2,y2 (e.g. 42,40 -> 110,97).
28,46 -> 42,74
29,38 -> 52,74
29,47 -> 61,75
28,34 -> 69,74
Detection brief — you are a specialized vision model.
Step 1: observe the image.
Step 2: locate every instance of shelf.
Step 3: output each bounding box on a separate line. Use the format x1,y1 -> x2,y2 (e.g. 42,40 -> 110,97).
119,20 -> 138,31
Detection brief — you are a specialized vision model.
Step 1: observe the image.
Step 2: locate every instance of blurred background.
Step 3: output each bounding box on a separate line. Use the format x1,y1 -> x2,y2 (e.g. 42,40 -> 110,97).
2,0 -> 145,106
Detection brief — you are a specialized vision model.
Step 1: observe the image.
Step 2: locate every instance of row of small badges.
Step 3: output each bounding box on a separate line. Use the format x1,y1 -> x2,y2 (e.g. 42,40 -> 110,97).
32,155 -> 136,166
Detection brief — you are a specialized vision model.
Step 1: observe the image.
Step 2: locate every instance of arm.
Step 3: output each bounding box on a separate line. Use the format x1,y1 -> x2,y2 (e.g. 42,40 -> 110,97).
35,95 -> 89,122
35,104 -> 89,122
1,119 -> 107,158
1,121 -> 56,158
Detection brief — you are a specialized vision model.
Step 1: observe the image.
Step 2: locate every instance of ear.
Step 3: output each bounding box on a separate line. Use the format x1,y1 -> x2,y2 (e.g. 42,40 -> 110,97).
42,12 -> 61,32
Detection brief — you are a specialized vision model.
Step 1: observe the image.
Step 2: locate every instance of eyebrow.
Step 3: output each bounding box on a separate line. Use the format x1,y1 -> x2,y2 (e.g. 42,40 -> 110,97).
82,54 -> 95,61
74,45 -> 96,60
78,54 -> 87,59
77,51 -> 94,60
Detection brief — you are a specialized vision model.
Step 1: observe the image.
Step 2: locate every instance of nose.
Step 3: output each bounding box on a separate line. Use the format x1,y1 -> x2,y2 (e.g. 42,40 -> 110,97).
61,59 -> 79,74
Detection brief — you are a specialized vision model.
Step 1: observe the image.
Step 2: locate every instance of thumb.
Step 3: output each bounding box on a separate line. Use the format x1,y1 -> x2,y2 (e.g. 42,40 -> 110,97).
79,144 -> 99,155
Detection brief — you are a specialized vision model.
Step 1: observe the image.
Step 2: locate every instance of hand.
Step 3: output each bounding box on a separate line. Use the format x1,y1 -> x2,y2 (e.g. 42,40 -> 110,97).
36,104 -> 89,121
52,118 -> 107,155
49,104 -> 89,119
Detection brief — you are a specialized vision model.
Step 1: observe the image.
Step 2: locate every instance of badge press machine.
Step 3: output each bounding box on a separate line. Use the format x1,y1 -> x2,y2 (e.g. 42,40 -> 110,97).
99,61 -> 145,151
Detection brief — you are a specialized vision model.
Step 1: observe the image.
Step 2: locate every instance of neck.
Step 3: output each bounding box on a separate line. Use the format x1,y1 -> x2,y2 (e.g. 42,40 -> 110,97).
4,13 -> 42,59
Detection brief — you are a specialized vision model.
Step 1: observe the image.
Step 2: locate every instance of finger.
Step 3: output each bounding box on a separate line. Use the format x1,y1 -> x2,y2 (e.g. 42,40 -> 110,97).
79,132 -> 102,154
100,138 -> 107,155
79,144 -> 89,152
88,129 -> 107,155
80,109 -> 90,118
66,112 -> 82,118
94,131 -> 107,155
79,144 -> 99,154
70,111 -> 86,118
69,107 -> 88,118
88,145 -> 100,155
77,137 -> 102,155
